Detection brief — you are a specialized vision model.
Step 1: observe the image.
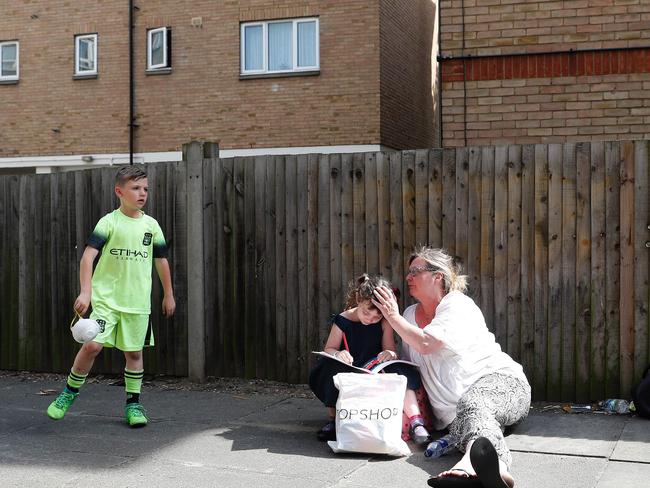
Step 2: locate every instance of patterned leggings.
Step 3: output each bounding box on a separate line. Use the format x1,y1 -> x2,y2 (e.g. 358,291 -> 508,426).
448,373 -> 531,468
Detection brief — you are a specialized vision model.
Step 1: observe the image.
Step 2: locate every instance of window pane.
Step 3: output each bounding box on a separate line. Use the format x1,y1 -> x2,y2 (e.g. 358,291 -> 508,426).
79,38 -> 95,71
1,44 -> 17,76
268,22 -> 292,71
297,22 -> 316,67
244,25 -> 263,71
151,31 -> 164,66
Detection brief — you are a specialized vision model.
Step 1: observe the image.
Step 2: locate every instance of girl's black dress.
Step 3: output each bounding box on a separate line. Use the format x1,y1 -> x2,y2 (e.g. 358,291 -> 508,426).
309,314 -> 421,407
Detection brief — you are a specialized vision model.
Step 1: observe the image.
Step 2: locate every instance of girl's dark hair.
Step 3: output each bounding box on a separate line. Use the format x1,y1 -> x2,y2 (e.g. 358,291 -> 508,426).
344,273 -> 392,310
115,165 -> 147,186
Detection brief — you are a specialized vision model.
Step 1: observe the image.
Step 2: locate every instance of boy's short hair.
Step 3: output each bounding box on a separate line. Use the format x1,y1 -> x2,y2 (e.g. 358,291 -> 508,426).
115,165 -> 147,186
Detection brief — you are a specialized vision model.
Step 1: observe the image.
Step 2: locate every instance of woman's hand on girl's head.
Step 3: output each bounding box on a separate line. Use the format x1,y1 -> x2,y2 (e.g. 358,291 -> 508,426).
335,350 -> 354,365
377,350 -> 397,362
372,286 -> 400,321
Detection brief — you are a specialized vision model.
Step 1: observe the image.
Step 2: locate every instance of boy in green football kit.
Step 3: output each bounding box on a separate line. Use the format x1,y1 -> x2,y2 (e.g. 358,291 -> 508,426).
47,166 -> 175,427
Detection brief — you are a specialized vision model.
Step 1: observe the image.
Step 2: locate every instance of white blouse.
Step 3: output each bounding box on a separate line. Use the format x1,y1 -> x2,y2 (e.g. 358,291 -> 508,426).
401,291 -> 529,430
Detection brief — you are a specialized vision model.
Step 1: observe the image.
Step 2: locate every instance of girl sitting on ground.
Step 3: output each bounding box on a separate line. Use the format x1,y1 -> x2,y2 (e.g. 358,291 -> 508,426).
309,274 -> 430,444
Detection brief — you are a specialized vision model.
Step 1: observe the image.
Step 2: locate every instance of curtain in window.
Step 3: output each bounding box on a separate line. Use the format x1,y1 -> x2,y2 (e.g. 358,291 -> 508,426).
244,25 -> 263,71
297,21 -> 316,68
268,22 -> 292,71
151,31 -> 164,66
1,44 -> 17,76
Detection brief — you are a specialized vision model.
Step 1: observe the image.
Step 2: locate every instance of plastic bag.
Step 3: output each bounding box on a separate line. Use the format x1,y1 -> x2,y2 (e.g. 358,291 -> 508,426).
328,372 -> 410,456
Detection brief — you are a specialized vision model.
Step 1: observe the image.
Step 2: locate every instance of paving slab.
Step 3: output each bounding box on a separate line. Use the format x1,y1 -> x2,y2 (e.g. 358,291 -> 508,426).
611,417 -> 650,463
596,460 -> 650,488
513,451 -> 608,488
341,450 -> 463,487
61,458 -> 334,488
508,411 -> 627,457
150,422 -> 373,482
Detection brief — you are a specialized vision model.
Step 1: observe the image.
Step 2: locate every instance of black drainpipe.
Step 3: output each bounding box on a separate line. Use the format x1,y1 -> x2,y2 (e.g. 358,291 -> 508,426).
129,0 -> 135,165
437,0 -> 443,148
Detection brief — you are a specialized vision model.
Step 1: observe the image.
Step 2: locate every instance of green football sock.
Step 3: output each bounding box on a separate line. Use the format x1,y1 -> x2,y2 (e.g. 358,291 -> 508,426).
66,369 -> 88,393
124,368 -> 144,404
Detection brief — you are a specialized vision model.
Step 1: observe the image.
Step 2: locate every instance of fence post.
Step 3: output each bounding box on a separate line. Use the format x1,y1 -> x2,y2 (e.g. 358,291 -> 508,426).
183,141 -> 218,382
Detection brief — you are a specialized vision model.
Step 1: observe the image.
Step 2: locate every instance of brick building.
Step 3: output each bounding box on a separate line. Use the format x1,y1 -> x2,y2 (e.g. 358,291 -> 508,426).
0,0 -> 438,172
439,0 -> 650,147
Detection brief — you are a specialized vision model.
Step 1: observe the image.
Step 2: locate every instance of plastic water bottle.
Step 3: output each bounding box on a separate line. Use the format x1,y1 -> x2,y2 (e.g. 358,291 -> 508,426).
599,399 -> 630,414
424,434 -> 458,458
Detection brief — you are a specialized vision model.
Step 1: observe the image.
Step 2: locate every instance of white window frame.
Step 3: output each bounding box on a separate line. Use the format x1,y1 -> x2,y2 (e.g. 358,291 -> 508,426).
74,34 -> 98,76
147,27 -> 170,70
0,41 -> 19,81
240,17 -> 319,75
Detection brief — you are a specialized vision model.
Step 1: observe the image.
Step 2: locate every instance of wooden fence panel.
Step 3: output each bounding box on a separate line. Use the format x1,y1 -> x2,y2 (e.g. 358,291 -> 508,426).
403,151 -> 417,293
317,155 -> 331,349
619,142 -> 636,397
520,145 -> 536,384
428,149 -> 443,249
507,145 -> 522,363
274,155 -> 288,381
1,141 -> 649,402
467,148 -> 482,300
455,147 -> 469,276
365,153 -> 380,275
561,144 -> 577,400
415,150 -> 430,250
341,154 -> 354,306
590,142 -> 607,401
480,147 -> 495,333
533,145 -> 549,400
604,142 -> 621,398
634,141 -> 649,381
377,153 -> 392,281
547,144 -> 563,400
493,146 -> 508,349
576,142 -> 592,402
265,156 -> 279,379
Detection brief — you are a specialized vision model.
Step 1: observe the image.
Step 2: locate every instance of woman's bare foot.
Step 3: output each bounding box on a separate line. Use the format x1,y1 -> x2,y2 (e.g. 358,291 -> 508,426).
500,464 -> 515,488
436,445 -> 476,478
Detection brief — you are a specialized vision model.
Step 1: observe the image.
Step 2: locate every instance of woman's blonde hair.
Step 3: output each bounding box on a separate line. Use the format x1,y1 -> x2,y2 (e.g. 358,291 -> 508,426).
408,246 -> 467,294
344,273 -> 392,310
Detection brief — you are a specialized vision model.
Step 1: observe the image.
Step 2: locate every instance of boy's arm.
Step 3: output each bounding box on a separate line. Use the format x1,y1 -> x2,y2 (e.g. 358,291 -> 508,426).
74,246 -> 99,315
154,257 -> 175,317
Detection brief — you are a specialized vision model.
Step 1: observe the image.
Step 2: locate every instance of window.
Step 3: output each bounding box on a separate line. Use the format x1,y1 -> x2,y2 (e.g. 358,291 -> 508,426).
0,41 -> 19,81
75,34 -> 98,76
147,27 -> 171,71
241,18 -> 319,75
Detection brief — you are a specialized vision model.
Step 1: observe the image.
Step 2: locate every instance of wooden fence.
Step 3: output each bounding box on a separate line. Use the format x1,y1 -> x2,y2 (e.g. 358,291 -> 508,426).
0,140 -> 648,401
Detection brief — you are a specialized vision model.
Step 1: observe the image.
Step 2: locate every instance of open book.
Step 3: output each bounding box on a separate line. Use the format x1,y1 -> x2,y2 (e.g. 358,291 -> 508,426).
312,351 -> 419,374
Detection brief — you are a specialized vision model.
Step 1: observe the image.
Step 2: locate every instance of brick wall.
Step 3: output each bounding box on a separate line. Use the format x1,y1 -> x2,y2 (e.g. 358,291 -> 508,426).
441,0 -> 650,57
1,0 -> 404,157
379,0 -> 438,149
440,0 -> 650,146
0,1 -> 129,157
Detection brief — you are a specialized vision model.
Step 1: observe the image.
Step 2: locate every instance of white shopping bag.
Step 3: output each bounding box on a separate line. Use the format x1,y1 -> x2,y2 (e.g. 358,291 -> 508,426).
328,372 -> 410,456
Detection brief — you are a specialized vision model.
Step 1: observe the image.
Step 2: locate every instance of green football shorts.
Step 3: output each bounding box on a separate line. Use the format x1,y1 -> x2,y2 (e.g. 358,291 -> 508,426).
90,302 -> 154,351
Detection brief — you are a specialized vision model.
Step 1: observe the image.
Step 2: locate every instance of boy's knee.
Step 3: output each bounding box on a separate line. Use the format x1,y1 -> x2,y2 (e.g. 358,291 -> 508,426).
82,341 -> 103,356
124,350 -> 143,361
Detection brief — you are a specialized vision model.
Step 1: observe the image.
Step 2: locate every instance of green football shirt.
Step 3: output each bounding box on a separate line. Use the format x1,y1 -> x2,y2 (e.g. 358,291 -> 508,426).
87,209 -> 168,314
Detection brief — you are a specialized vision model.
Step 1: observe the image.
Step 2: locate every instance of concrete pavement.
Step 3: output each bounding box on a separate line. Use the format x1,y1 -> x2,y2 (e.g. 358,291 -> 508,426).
0,374 -> 648,488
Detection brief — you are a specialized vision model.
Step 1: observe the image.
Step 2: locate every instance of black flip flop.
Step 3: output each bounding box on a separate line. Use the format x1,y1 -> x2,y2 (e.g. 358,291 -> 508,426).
469,437 -> 510,488
427,469 -> 483,488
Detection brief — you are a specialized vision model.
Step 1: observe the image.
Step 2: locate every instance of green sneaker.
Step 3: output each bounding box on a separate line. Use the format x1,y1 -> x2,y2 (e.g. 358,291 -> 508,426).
125,403 -> 148,427
46,390 -> 78,420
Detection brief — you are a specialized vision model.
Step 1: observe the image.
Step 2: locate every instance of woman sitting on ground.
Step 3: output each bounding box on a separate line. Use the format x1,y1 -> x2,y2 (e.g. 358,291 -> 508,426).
372,247 -> 531,488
